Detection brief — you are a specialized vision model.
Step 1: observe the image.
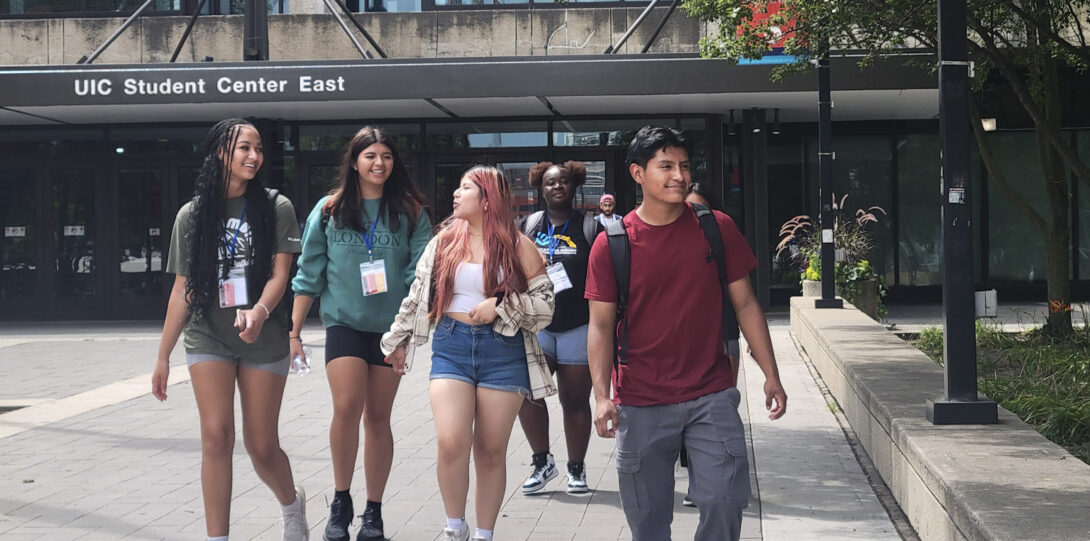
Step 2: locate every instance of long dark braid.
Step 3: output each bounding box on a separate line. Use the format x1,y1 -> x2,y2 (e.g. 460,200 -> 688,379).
184,118 -> 276,324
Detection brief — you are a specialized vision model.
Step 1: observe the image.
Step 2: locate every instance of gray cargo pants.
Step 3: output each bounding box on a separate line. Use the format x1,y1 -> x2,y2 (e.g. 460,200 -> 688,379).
615,387 -> 750,541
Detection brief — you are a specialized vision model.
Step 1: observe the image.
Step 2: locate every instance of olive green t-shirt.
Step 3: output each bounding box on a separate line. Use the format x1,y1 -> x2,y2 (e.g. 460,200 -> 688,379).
166,194 -> 301,363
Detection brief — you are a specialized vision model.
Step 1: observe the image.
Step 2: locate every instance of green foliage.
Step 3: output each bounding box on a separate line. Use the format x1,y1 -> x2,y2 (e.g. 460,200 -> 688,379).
913,323 -> 1090,464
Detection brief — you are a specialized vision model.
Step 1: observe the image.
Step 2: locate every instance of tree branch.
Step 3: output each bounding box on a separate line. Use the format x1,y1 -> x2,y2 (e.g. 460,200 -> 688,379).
968,99 -> 1049,236
1003,0 -> 1090,67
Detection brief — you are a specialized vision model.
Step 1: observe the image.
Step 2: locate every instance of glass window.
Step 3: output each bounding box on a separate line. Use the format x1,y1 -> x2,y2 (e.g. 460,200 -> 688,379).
307,164 -> 341,207
897,133 -> 941,286
986,131 -> 1049,282
1,0 -> 180,14
1078,131 -> 1090,280
110,127 -> 205,155
767,140 -> 806,287
498,162 -> 538,219
553,119 -> 666,147
832,136 -> 894,285
429,121 -> 547,149
117,168 -> 164,297
575,161 -> 606,213
0,128 -> 103,156
362,0 -> 420,11
299,124 -> 420,153
0,168 -> 37,300
53,169 -> 96,298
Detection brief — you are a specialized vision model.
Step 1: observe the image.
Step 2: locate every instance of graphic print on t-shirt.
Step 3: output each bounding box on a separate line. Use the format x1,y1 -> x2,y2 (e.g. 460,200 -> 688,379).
533,231 -> 577,258
222,216 -> 252,265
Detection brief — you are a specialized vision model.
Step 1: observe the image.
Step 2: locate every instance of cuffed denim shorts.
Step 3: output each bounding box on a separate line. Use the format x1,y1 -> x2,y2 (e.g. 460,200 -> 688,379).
430,316 -> 531,397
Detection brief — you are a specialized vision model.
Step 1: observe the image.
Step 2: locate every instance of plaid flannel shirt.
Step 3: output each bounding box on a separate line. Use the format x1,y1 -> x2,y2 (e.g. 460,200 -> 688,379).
381,235 -> 558,400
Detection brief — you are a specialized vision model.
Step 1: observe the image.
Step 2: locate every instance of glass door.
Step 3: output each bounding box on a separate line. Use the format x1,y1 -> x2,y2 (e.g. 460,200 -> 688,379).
47,165 -> 102,318
113,165 -> 168,318
0,167 -> 43,319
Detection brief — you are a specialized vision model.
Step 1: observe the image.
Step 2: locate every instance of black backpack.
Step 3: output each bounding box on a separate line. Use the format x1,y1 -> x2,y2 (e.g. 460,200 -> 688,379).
605,203 -> 740,367
520,210 -> 599,248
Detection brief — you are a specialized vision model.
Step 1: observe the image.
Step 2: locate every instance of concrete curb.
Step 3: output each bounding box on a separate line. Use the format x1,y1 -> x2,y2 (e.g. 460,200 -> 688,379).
790,297 -> 1090,541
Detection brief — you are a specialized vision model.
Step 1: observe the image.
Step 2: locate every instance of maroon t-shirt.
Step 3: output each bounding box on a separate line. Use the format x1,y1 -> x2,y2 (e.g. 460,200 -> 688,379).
585,204 -> 758,406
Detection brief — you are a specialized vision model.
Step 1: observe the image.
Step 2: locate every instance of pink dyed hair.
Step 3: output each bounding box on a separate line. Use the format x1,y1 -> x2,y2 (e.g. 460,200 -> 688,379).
430,165 -> 528,321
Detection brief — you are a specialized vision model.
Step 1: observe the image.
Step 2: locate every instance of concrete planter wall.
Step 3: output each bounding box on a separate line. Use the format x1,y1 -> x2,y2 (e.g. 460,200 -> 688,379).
801,279 -> 879,321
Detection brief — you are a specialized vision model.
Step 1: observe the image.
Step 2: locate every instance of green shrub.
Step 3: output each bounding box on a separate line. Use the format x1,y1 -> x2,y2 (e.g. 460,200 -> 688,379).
913,323 -> 1090,464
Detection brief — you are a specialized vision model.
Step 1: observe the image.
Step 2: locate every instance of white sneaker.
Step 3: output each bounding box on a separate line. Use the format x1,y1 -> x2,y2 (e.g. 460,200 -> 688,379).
521,453 -> 558,494
441,526 -> 469,541
282,485 -> 309,541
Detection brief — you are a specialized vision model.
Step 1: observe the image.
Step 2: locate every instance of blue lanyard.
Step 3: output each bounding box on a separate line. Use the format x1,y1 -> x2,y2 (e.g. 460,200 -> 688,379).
362,212 -> 381,261
546,216 -> 572,264
226,202 -> 248,258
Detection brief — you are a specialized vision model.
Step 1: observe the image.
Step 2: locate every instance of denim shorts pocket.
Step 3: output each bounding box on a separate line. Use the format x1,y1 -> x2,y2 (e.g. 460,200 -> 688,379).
496,329 -> 524,348
615,449 -> 648,512
432,318 -> 455,341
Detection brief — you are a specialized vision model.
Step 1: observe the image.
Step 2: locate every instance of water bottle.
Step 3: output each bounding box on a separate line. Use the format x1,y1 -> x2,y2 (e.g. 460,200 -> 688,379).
291,346 -> 312,376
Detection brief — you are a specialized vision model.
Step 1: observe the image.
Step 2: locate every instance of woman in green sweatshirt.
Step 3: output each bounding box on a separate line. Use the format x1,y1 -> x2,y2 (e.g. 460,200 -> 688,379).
289,126 -> 431,541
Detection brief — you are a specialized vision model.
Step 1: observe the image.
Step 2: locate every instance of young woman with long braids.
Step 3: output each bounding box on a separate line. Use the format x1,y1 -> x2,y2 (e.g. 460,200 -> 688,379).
381,166 -> 555,541
289,126 -> 431,541
152,118 -> 308,541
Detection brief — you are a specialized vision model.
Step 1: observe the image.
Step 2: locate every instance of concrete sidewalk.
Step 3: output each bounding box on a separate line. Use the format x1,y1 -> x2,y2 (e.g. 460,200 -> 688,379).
0,317 -> 901,540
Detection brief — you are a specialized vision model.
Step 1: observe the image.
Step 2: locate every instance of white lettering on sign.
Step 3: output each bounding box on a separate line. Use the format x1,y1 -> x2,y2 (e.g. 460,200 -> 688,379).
216,77 -> 289,94
74,79 -> 113,96
64,225 -> 86,237
4,226 -> 26,237
299,75 -> 346,92
123,78 -> 207,96
149,228 -> 161,236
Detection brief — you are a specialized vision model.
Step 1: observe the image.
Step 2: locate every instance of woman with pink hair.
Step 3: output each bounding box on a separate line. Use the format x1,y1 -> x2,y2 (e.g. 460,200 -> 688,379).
381,165 -> 555,541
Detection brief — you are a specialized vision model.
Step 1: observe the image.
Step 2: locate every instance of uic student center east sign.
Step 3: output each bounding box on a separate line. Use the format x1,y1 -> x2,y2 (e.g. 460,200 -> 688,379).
1,2 -> 1089,321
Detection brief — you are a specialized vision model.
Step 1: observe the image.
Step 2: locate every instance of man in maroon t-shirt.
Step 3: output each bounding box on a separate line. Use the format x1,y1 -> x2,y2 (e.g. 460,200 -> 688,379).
586,126 -> 787,541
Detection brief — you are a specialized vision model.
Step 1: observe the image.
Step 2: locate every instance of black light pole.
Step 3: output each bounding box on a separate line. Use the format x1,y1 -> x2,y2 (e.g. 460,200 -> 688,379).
926,0 -> 997,424
815,55 -> 842,309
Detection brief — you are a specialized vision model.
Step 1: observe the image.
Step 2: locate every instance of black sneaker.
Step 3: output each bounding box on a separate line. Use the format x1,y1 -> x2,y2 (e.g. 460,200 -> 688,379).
323,492 -> 353,541
356,507 -> 384,541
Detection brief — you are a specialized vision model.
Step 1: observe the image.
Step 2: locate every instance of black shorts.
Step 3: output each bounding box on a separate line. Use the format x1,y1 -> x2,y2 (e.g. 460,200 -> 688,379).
325,325 -> 391,367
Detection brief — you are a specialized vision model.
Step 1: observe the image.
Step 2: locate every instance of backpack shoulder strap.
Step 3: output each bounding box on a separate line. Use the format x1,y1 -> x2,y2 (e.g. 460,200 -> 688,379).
692,203 -> 739,342
605,218 -> 631,365
582,211 -> 599,247
522,210 -> 545,237
264,188 -> 279,201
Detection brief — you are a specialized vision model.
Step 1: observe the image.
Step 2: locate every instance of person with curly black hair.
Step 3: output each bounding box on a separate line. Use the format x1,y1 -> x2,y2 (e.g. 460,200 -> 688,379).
290,126 -> 432,541
515,161 -> 603,496
152,118 -> 307,541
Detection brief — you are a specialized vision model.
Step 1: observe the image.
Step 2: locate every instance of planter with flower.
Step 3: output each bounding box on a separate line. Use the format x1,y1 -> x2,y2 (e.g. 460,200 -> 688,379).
777,195 -> 887,321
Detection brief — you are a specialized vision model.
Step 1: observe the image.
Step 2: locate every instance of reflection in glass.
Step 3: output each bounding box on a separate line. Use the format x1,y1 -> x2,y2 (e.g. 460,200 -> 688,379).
897,134 -> 941,286
429,122 -> 547,149
0,168 -> 37,300
833,136 -> 894,285
299,124 -> 420,152
53,169 -> 96,298
986,131 -> 1049,282
766,141 -> 805,287
433,162 -> 473,220
118,169 -> 164,297
574,161 -> 606,214
177,167 -> 199,208
308,165 -> 340,207
1080,132 -> 1090,280
553,119 -> 666,147
498,162 -> 538,219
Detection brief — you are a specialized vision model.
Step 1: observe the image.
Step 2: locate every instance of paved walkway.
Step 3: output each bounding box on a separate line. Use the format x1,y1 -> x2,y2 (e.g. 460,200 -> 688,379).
0,316 -> 900,540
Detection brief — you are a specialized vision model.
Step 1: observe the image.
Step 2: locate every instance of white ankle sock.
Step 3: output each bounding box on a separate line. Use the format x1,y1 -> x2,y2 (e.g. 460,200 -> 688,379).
281,494 -> 302,516
446,517 -> 467,531
474,527 -> 494,540
208,536 -> 228,541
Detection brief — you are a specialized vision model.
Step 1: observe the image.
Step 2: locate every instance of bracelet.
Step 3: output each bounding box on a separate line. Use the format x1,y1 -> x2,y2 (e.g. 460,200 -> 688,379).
254,302 -> 271,319
289,335 -> 302,341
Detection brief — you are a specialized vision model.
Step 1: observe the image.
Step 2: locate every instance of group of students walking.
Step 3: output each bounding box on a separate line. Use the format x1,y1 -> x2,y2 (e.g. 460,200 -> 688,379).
153,119 -> 787,541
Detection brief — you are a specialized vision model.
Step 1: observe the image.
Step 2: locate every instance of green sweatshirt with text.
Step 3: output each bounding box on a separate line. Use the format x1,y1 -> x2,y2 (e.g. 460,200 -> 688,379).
292,196 -> 432,333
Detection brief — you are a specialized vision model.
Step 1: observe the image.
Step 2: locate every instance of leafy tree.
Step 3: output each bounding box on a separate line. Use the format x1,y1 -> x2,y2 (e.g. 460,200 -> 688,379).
683,0 -> 1090,336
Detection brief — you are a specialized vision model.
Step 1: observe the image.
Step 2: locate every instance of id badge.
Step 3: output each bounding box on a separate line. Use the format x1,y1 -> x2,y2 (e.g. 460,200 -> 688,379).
546,262 -> 572,293
360,259 -> 388,296
218,266 -> 249,308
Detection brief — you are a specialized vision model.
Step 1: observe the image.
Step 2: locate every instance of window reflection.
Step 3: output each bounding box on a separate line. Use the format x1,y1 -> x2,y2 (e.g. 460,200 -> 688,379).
430,122 -> 547,149
53,169 -> 96,298
117,169 -> 164,297
0,168 -> 37,300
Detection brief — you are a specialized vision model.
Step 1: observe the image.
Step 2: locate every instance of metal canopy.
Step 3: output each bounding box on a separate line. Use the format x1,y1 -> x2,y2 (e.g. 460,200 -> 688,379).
0,55 -> 937,126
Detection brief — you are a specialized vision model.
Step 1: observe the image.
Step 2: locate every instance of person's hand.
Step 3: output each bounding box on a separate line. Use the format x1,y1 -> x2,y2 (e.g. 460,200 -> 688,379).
468,297 -> 499,325
289,336 -> 304,364
151,359 -> 170,402
385,344 -> 407,375
594,396 -> 619,438
764,377 -> 787,420
235,308 -> 266,343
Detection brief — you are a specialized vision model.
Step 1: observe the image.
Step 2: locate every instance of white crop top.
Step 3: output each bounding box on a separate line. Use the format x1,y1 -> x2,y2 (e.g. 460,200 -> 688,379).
448,262 -> 486,313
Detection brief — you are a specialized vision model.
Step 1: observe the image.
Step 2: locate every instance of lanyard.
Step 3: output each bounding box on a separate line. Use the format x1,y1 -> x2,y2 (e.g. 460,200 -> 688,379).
546,216 -> 572,264
226,201 -> 248,258
362,212 -> 381,261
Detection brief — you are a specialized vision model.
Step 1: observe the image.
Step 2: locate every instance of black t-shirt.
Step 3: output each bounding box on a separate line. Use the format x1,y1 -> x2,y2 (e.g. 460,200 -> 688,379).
519,210 -> 602,332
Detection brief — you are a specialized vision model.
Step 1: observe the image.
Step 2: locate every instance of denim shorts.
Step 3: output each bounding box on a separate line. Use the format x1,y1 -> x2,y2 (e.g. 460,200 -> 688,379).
537,324 -> 589,365
430,316 -> 531,397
